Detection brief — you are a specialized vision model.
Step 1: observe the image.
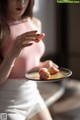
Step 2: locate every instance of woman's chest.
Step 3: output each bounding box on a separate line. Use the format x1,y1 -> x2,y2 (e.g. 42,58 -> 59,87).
2,21 -> 45,57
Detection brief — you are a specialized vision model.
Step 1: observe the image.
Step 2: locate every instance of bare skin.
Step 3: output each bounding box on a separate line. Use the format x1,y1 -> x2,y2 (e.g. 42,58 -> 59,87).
28,108 -> 53,120
0,0 -> 58,119
0,31 -> 45,85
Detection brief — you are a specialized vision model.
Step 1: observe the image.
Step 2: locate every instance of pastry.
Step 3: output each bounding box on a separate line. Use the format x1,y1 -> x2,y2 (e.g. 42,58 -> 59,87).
48,66 -> 59,75
39,68 -> 50,80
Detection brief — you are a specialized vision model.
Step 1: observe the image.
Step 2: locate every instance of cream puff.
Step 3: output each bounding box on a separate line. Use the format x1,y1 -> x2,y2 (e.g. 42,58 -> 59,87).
48,66 -> 59,75
39,68 -> 50,80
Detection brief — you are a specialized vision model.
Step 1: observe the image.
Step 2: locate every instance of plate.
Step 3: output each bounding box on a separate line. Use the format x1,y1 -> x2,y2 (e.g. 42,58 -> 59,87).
25,67 -> 72,82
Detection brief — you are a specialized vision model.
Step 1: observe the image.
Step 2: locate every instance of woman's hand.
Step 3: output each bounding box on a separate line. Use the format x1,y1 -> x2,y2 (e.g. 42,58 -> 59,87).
39,60 -> 59,73
40,60 -> 59,68
9,30 -> 45,59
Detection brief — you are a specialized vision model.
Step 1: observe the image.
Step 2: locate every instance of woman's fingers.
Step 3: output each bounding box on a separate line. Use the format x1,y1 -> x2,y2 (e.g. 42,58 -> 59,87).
42,60 -> 59,69
38,33 -> 45,39
24,33 -> 45,40
15,31 -> 45,51
21,37 -> 38,45
47,60 -> 59,68
22,43 -> 33,48
17,30 -> 38,40
34,33 -> 45,42
22,30 -> 37,36
51,62 -> 59,68
19,32 -> 45,44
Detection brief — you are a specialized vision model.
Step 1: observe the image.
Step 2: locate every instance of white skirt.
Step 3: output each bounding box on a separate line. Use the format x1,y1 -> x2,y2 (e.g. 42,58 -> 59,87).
0,79 -> 47,120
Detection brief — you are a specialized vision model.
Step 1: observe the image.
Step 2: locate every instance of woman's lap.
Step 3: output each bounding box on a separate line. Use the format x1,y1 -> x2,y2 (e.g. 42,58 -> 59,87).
0,79 -> 47,120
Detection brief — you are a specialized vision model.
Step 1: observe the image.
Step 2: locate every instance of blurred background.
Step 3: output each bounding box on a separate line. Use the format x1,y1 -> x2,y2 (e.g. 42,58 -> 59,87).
33,0 -> 80,120
33,0 -> 80,79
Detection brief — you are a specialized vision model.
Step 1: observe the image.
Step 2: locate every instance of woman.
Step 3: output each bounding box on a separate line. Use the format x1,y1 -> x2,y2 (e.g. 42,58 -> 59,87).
0,0 -> 58,119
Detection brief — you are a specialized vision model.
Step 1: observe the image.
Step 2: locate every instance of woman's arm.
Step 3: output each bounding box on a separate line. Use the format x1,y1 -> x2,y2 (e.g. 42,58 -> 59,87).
0,54 -> 16,85
0,45 -> 15,85
0,30 -> 45,85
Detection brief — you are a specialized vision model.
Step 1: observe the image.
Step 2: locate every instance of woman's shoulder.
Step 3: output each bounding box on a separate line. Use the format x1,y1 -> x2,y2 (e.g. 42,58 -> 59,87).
31,17 -> 41,26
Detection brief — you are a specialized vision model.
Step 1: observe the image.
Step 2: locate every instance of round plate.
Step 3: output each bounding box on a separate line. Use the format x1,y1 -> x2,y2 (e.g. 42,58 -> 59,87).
25,67 -> 72,82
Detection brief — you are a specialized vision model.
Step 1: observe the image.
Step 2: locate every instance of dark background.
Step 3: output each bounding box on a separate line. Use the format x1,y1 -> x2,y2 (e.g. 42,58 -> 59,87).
55,3 -> 80,79
34,1 -> 80,80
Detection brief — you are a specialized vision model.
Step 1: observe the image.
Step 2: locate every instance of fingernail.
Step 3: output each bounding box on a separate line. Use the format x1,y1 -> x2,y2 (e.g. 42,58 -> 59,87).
37,34 -> 40,36
34,30 -> 37,32
35,39 -> 41,43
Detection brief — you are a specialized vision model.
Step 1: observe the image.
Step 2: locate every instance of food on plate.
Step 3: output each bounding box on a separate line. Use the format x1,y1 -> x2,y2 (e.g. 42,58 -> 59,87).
39,68 -> 50,80
48,66 -> 59,75
39,66 -> 59,80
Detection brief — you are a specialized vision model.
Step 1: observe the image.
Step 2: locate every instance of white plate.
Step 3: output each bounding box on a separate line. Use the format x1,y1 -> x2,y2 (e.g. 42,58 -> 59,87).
25,67 -> 72,82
